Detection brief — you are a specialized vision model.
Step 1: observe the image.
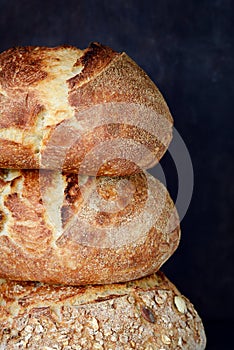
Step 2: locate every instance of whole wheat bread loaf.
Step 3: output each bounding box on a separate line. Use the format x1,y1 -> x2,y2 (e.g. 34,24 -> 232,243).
0,271 -> 206,349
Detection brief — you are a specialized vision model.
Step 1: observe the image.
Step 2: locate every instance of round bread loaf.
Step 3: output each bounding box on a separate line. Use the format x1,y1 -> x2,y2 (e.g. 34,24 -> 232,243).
0,271 -> 206,349
0,42 -> 173,176
0,169 -> 180,285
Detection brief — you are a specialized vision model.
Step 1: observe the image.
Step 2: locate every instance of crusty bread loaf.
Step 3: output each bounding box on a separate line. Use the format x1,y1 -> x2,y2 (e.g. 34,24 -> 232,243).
0,271 -> 206,349
0,168 -> 180,285
0,43 -> 173,176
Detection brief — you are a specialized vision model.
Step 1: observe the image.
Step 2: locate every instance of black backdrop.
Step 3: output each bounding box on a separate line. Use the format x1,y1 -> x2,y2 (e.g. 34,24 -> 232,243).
0,0 -> 233,348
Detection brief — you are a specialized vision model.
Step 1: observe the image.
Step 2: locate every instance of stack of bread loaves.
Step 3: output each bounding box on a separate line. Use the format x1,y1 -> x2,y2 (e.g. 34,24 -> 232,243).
0,43 -> 206,349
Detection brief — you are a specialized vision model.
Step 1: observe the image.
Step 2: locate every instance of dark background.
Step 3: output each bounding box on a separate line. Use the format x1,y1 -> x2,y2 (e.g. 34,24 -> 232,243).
0,0 -> 233,348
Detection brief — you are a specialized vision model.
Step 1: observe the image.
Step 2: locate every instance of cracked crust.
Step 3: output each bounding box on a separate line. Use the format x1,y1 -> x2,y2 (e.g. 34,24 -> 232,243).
0,43 -> 173,176
0,271 -> 206,349
0,169 -> 180,285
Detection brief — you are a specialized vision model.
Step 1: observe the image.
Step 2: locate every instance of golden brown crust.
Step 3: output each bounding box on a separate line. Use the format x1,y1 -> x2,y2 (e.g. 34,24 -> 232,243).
0,46 -> 48,88
0,43 -> 173,176
68,42 -> 119,88
48,121 -> 168,176
0,91 -> 44,129
0,272 -> 206,349
68,50 -> 172,122
0,139 -> 39,168
0,169 -> 180,285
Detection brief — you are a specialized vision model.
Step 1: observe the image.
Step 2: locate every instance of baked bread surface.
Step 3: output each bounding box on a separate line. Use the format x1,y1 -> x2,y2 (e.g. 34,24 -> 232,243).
0,169 -> 180,285
0,43 -> 173,176
0,271 -> 206,349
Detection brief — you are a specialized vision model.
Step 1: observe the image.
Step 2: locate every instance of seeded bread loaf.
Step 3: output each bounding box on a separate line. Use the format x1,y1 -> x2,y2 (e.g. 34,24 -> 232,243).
0,42 -> 173,176
0,271 -> 206,349
0,169 -> 180,285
